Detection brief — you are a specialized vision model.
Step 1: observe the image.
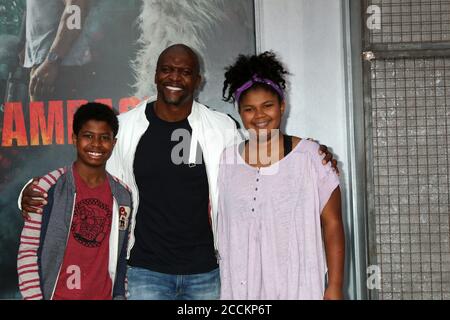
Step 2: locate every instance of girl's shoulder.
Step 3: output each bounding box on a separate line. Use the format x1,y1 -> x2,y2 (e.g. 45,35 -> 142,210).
292,136 -> 302,150
292,138 -> 337,179
291,137 -> 320,155
290,138 -> 328,171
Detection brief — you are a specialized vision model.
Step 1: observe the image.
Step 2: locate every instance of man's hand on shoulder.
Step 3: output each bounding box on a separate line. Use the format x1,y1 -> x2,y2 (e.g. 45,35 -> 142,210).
21,178 -> 48,220
307,138 -> 340,175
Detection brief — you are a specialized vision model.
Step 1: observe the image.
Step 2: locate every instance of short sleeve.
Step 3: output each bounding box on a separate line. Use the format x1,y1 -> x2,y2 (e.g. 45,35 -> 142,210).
309,142 -> 340,213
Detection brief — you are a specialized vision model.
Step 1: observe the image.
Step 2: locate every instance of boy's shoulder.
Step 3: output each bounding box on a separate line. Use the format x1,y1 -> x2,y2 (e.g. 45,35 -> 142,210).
36,167 -> 68,193
107,173 -> 132,196
107,174 -> 133,215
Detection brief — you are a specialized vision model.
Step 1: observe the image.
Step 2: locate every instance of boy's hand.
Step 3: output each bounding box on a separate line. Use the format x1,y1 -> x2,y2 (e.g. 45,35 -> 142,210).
21,178 -> 47,220
308,138 -> 340,175
323,285 -> 344,300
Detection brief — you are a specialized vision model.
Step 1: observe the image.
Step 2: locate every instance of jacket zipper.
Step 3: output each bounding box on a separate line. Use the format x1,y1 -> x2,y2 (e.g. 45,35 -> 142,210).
126,125 -> 147,257
110,198 -> 119,297
193,119 -> 220,254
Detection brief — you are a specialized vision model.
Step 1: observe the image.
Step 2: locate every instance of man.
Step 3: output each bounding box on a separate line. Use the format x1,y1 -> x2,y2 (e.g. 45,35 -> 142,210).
22,0 -> 93,101
20,44 -> 338,300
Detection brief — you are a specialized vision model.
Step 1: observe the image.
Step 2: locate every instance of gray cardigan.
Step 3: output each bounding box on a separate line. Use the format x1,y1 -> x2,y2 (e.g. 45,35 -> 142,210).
18,166 -> 132,300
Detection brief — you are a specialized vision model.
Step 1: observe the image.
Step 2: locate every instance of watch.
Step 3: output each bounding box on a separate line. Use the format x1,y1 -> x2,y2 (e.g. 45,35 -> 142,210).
46,52 -> 62,65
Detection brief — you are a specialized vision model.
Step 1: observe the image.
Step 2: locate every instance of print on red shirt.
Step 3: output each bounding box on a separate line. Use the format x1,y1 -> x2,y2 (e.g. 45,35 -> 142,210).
72,198 -> 112,248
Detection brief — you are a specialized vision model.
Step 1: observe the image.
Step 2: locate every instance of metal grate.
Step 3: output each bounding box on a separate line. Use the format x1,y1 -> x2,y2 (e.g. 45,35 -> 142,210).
371,57 -> 450,299
368,0 -> 450,43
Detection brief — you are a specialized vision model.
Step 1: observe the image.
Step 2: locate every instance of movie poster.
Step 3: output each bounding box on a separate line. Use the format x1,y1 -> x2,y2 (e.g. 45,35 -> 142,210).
0,0 -> 255,298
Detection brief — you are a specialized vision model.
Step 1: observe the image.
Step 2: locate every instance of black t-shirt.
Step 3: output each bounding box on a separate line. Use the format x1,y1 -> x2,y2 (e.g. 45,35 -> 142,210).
128,103 -> 217,274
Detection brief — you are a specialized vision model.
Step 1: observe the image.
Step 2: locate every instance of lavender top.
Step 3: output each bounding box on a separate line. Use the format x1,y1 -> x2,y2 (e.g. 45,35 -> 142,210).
218,139 -> 340,300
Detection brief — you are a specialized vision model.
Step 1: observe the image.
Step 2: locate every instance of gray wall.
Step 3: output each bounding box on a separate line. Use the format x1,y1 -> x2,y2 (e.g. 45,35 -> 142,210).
255,0 -> 364,299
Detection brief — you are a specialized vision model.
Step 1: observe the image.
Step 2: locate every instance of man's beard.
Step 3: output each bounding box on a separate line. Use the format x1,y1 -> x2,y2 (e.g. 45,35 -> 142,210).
160,90 -> 190,107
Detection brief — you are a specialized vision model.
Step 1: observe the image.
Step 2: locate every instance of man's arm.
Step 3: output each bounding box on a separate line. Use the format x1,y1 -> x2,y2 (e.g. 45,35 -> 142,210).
20,168 -> 67,218
17,200 -> 45,300
29,0 -> 90,100
19,179 -> 48,219
321,187 -> 345,300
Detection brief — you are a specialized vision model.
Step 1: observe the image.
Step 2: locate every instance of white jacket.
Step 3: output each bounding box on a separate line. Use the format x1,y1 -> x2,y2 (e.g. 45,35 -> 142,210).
106,97 -> 240,257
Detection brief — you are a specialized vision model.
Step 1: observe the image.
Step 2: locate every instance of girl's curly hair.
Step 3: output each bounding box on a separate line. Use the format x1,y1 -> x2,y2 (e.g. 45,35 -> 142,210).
223,51 -> 289,104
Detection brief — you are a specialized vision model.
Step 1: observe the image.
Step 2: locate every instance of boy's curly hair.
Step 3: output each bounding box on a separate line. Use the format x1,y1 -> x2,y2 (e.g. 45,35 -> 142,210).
73,102 -> 119,137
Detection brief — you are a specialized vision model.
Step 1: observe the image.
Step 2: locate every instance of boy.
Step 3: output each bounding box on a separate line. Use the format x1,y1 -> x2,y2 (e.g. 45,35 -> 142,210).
17,102 -> 132,300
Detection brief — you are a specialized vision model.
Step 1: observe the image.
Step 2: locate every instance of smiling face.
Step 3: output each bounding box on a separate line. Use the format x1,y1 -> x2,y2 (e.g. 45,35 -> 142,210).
73,120 -> 116,169
154,46 -> 201,108
239,87 -> 285,140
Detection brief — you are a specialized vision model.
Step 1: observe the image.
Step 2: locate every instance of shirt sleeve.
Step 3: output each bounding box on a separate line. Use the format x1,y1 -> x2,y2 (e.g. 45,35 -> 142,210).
310,142 -> 340,214
106,113 -> 127,180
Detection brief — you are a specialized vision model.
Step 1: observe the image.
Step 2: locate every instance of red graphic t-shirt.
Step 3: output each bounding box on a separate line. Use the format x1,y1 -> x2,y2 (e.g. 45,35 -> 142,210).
53,167 -> 113,300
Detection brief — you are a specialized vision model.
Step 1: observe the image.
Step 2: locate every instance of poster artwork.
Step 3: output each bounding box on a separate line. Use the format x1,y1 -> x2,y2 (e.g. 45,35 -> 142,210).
0,0 -> 255,298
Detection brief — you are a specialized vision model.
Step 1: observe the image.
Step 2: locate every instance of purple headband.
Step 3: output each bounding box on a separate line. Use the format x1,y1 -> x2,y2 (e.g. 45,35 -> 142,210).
234,74 -> 284,103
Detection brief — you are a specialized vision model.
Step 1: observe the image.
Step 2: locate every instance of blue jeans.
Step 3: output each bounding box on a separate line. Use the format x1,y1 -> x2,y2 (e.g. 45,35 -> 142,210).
127,266 -> 220,300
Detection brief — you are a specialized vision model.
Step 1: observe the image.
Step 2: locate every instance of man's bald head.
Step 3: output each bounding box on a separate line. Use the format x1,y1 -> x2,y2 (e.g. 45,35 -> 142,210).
156,44 -> 200,75
154,44 -> 202,110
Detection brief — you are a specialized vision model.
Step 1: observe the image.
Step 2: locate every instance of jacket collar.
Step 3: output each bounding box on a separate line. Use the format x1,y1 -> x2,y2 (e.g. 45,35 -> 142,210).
135,95 -> 202,126
66,164 -> 121,198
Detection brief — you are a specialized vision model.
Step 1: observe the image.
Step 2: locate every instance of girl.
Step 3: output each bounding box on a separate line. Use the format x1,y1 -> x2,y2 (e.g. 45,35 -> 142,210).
218,52 -> 345,300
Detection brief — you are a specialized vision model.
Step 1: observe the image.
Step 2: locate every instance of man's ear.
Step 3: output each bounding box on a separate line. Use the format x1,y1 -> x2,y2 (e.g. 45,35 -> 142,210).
195,74 -> 202,90
112,137 -> 117,148
72,133 -> 77,145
